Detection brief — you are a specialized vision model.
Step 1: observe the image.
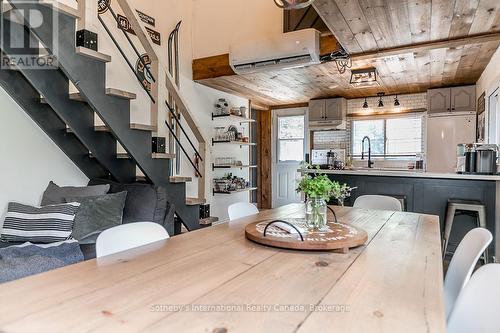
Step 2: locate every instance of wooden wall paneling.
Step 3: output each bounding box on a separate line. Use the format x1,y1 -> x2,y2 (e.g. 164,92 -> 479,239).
257,109 -> 272,209
313,0 -> 363,53
334,0 -> 378,51
449,0 -> 481,38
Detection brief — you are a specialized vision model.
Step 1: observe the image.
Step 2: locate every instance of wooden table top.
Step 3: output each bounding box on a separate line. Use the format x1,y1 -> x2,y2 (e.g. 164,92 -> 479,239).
0,204 -> 445,333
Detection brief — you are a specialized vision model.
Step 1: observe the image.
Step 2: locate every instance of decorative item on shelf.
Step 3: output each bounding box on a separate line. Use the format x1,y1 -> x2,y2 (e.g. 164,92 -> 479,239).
213,173 -> 249,194
230,107 -> 242,117
297,163 -> 354,231
214,98 -> 230,117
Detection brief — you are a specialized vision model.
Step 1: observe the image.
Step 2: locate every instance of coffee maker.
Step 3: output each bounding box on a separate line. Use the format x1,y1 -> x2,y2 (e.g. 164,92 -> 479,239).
457,144 -> 498,175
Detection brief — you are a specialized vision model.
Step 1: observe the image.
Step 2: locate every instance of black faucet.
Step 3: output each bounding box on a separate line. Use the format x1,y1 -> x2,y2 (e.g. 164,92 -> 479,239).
361,136 -> 375,168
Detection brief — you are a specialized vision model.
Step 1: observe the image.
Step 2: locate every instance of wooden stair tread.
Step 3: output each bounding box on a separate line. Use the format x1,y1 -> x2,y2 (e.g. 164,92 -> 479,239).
69,92 -> 86,102
40,1 -> 79,18
94,125 -> 110,132
152,153 -> 175,159
106,88 -> 137,100
200,217 -> 218,226
76,47 -> 111,63
170,176 -> 192,183
130,123 -> 157,132
116,153 -> 129,159
186,197 -> 206,206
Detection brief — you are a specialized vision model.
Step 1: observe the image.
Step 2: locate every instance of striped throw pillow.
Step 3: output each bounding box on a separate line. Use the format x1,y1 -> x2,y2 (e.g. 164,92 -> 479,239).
1,202 -> 81,243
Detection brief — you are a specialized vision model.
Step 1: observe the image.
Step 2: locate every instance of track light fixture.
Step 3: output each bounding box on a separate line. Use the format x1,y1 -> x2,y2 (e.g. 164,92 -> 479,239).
394,95 -> 400,107
362,98 -> 369,109
377,92 -> 385,108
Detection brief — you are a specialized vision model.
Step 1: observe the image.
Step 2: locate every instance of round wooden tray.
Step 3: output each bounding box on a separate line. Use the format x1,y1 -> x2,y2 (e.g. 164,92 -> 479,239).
245,218 -> 368,253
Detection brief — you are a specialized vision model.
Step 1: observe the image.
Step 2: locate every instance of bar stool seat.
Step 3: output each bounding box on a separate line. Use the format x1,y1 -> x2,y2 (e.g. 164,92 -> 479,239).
443,199 -> 488,264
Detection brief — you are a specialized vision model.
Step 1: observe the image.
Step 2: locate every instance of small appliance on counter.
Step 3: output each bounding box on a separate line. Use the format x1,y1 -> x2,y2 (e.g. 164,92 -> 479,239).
311,149 -> 346,170
456,143 -> 499,175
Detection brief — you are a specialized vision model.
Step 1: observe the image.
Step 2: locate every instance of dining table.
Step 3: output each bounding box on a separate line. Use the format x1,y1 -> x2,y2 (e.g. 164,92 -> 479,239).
0,204 -> 445,333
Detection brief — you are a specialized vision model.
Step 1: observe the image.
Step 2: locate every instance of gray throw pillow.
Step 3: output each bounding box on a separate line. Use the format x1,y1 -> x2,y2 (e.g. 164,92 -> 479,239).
41,181 -> 110,206
65,191 -> 127,240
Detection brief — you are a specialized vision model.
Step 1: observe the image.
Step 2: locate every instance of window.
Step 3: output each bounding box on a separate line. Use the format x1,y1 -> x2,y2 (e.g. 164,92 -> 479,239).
352,116 -> 423,158
277,115 -> 305,162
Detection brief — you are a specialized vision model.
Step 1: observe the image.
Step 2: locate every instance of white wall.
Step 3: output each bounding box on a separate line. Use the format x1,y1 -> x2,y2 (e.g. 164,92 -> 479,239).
0,87 -> 88,229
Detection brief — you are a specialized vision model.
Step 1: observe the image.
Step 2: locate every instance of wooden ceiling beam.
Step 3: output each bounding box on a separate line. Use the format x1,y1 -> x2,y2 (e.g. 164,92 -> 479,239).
351,32 -> 500,62
192,35 -> 339,81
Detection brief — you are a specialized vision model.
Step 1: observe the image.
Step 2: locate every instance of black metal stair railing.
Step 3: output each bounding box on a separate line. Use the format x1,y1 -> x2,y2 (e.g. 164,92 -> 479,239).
97,2 -> 156,103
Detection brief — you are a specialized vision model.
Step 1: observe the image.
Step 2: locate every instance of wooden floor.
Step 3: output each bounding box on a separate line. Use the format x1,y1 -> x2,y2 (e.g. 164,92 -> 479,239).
0,204 -> 444,332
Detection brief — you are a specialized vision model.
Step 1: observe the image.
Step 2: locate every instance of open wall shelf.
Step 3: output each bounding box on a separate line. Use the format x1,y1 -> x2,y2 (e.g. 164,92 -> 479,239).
212,164 -> 258,171
213,187 -> 258,195
212,139 -> 256,146
212,113 -> 256,123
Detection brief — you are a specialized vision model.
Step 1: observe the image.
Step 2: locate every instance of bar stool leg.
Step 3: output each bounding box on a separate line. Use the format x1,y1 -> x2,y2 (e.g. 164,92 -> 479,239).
443,205 -> 456,259
478,207 -> 489,264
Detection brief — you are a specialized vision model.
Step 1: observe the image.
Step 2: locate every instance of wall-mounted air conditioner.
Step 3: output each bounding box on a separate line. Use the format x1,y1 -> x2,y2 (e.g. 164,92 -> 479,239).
229,28 -> 320,75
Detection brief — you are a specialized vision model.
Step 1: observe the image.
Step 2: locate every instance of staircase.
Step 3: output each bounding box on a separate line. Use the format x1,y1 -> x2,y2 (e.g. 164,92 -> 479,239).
0,0 -> 209,235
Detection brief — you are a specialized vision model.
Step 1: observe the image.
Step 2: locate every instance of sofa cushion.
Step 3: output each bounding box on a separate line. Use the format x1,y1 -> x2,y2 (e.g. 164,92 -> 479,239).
41,181 -> 110,206
88,179 -> 173,228
1,202 -> 80,243
66,191 -> 127,240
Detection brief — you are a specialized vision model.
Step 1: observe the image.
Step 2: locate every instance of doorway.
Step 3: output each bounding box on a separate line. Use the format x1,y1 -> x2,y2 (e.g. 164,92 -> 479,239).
488,88 -> 499,143
271,108 -> 307,208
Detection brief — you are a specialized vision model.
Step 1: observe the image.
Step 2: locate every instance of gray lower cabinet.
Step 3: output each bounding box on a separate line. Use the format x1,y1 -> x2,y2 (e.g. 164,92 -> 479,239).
323,173 -> 496,260
428,85 -> 476,114
309,99 -> 325,121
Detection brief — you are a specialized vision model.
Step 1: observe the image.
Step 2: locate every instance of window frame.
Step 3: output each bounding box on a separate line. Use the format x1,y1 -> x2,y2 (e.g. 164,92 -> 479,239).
276,114 -> 306,163
351,115 -> 423,159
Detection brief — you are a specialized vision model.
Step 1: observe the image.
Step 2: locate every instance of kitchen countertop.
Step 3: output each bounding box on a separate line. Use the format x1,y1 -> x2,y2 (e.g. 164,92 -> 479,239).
299,168 -> 500,181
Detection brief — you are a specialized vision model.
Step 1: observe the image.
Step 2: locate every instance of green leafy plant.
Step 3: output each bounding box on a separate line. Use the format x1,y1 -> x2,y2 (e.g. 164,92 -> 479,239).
297,163 -> 354,201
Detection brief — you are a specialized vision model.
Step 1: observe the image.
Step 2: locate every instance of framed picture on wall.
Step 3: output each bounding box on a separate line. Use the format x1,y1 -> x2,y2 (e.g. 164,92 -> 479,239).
477,92 -> 486,142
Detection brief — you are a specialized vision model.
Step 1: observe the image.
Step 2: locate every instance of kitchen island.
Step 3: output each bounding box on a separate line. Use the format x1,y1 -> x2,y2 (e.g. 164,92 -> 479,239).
301,168 -> 500,261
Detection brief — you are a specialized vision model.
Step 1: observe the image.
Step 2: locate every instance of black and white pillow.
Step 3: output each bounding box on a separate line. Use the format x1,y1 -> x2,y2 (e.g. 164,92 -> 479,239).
1,202 -> 80,243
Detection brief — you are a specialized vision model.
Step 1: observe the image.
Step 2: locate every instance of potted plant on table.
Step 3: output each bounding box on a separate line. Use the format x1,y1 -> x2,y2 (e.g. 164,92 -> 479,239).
297,164 -> 354,231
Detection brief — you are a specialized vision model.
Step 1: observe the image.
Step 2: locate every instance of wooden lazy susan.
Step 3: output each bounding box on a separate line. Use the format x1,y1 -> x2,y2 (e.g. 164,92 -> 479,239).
245,218 -> 368,253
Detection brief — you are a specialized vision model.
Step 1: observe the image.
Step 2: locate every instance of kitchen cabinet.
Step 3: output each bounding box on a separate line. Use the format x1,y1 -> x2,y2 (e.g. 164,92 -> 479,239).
308,98 -> 347,129
428,85 -> 476,114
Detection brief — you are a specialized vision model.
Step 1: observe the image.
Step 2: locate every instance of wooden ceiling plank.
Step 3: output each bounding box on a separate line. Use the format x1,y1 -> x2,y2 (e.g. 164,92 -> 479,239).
313,0 -> 363,53
385,0 -> 413,46
408,0 -> 432,44
414,50 -> 432,89
449,0 -> 480,38
469,0 -> 500,34
454,44 -> 482,84
429,48 -> 447,87
332,0 -> 379,51
430,0 -> 456,40
442,46 -> 464,86
357,0 -> 398,50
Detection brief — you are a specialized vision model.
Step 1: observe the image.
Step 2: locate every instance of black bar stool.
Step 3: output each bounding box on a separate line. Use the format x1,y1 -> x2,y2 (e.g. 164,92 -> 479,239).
442,199 -> 488,263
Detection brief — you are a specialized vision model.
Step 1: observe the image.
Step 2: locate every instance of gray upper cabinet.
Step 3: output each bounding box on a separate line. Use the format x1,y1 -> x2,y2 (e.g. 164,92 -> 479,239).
428,88 -> 451,114
428,85 -> 476,114
451,85 -> 476,112
309,99 -> 325,121
309,98 -> 347,129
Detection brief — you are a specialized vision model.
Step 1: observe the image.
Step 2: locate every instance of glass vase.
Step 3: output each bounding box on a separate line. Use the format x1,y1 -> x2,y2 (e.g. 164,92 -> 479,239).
305,197 -> 328,231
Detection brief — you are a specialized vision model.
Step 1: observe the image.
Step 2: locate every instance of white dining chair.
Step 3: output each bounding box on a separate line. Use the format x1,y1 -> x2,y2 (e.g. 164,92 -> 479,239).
228,202 -> 259,221
96,222 -> 170,258
444,227 -> 492,320
353,195 -> 402,211
447,264 -> 500,333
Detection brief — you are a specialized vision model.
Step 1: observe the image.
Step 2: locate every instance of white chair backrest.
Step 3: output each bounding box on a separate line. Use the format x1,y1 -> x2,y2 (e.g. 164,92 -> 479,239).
444,227 -> 492,320
96,222 -> 169,258
447,264 -> 500,333
228,202 -> 259,221
353,195 -> 402,211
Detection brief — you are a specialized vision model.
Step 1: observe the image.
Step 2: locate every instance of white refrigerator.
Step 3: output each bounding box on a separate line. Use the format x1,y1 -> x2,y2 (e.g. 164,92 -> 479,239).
426,112 -> 476,173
